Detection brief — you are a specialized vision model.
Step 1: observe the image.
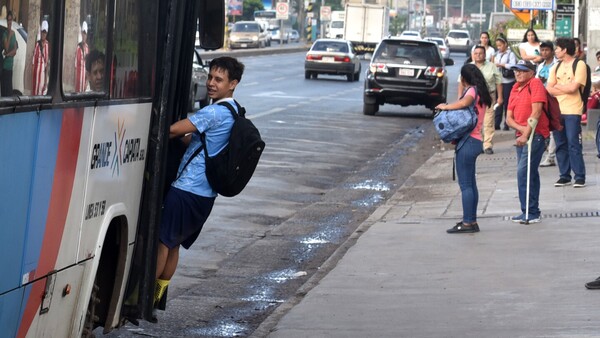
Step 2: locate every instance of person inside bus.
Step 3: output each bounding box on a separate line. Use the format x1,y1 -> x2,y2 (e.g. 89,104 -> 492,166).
75,21 -> 89,92
154,56 -> 245,311
85,49 -> 105,92
2,11 -> 18,96
32,20 -> 50,95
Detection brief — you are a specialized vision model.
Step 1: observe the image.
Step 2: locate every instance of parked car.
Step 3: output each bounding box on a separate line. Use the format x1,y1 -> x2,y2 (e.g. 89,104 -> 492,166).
0,19 -> 27,95
399,30 -> 422,40
270,28 -> 289,44
228,21 -> 269,49
363,37 -> 454,116
425,36 -> 450,59
188,50 -> 209,111
445,29 -> 471,56
304,39 -> 361,82
289,29 -> 300,42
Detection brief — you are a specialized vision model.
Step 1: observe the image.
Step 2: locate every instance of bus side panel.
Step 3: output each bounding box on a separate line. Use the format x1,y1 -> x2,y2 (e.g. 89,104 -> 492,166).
54,107 -> 95,269
0,289 -> 24,338
79,103 -> 152,261
16,109 -> 84,338
0,112 -> 39,295
22,263 -> 87,338
22,110 -> 68,279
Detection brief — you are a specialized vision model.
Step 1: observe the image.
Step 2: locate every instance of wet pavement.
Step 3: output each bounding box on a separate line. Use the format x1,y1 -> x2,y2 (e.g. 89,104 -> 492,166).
256,128 -> 600,337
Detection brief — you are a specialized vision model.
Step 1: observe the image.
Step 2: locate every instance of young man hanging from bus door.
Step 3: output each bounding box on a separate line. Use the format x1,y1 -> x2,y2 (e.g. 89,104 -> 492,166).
154,56 -> 245,312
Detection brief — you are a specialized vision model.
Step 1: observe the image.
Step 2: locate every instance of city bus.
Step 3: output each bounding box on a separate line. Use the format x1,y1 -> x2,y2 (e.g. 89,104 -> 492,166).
0,0 -> 224,337
254,9 -> 292,44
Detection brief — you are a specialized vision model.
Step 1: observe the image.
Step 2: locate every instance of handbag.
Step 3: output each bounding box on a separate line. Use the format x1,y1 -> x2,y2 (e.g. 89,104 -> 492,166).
433,87 -> 478,143
502,67 -> 515,79
499,51 -> 515,79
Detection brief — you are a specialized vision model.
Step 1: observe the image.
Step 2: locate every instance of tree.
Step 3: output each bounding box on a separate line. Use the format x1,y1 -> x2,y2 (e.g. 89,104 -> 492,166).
228,0 -> 264,22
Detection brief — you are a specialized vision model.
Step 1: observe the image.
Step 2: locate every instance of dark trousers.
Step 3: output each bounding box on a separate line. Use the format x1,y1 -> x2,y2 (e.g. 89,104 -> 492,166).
495,81 -> 514,129
1,69 -> 13,96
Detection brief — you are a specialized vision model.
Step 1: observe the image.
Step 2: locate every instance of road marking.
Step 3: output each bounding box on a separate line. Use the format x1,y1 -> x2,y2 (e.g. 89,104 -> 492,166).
248,107 -> 285,119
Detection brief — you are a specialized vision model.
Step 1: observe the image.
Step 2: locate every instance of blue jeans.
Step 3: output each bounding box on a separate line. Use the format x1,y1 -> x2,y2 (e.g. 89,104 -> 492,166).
456,137 -> 482,223
515,133 -> 546,218
553,115 -> 586,181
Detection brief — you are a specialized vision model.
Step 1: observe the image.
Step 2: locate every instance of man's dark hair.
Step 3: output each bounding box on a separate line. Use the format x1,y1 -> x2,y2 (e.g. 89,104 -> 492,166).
596,50 -> 600,58
209,56 -> 245,83
555,38 -> 575,56
85,50 -> 105,72
473,45 -> 486,54
540,40 -> 554,50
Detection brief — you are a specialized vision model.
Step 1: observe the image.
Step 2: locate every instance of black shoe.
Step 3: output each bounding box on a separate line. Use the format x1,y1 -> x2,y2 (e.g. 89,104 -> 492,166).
573,179 -> 586,188
447,222 -> 480,234
484,148 -> 494,155
585,278 -> 600,289
503,125 -> 509,131
554,178 -> 571,187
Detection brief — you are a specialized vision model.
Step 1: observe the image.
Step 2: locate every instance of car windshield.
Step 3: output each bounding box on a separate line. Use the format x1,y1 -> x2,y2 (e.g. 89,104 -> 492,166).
233,23 -> 259,32
448,32 -> 468,39
428,39 -> 443,46
373,41 -> 442,66
312,41 -> 349,53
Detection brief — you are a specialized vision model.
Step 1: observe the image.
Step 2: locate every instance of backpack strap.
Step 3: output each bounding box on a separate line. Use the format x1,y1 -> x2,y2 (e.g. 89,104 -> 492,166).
175,100 -> 242,180
175,142 -> 203,181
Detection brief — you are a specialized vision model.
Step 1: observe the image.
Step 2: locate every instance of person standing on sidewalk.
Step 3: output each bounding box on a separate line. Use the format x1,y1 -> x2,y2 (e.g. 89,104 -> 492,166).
537,41 -> 558,167
546,38 -> 587,188
505,61 -> 550,223
459,45 -> 503,154
494,35 -> 517,131
437,64 -> 492,234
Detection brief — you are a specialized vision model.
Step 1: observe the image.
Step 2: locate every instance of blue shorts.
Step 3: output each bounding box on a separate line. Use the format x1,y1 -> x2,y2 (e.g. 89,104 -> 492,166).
159,187 -> 215,249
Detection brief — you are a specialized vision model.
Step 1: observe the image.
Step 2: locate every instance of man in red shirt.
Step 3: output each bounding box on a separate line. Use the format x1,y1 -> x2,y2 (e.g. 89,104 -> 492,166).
506,61 -> 550,223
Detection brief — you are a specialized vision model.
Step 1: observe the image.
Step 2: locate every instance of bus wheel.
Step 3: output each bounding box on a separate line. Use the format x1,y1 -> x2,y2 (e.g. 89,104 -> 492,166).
81,282 -> 100,338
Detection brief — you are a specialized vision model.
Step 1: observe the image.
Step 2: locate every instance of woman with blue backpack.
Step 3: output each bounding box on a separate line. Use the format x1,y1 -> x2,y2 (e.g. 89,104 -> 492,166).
435,64 -> 492,234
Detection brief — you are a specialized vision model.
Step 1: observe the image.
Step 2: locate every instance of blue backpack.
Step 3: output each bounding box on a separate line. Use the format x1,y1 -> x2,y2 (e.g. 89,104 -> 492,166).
433,87 -> 478,143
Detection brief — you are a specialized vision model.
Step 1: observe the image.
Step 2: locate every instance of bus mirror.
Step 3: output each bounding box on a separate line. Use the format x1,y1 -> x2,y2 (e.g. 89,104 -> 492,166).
198,1 -> 224,50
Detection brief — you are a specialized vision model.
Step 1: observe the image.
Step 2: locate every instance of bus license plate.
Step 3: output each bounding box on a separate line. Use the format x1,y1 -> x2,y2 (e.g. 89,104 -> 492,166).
322,56 -> 335,63
398,69 -> 414,76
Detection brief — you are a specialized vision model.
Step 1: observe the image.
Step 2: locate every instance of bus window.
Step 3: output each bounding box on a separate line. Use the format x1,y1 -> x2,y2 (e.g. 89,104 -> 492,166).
62,0 -> 108,94
111,0 -> 157,98
0,3 -> 53,97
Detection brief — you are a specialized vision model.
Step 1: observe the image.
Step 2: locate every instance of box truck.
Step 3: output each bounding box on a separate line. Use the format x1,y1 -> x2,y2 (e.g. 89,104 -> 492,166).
326,11 -> 345,39
343,3 -> 389,54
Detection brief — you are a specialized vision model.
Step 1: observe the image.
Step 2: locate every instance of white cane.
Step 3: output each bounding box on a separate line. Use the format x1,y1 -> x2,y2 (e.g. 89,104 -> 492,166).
524,117 -> 539,224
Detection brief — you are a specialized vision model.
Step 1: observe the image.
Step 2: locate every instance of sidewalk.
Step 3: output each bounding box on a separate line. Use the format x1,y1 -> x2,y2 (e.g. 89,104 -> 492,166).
261,130 -> 600,338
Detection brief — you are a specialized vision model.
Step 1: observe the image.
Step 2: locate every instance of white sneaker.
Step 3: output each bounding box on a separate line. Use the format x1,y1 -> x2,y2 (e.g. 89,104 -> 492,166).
540,156 -> 555,167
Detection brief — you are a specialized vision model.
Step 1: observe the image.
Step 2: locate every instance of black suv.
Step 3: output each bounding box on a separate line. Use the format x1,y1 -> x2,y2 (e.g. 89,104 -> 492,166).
363,37 -> 454,116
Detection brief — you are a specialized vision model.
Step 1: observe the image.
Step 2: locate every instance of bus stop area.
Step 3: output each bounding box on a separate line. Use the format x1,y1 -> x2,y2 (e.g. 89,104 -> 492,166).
255,129 -> 600,337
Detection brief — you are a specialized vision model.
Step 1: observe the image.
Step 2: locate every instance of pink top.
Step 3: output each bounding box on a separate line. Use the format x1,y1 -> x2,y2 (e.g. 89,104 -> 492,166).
465,86 -> 487,140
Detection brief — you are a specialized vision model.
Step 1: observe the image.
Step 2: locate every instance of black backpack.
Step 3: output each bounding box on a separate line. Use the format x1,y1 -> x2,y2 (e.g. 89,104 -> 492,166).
555,58 -> 591,113
201,100 -> 265,197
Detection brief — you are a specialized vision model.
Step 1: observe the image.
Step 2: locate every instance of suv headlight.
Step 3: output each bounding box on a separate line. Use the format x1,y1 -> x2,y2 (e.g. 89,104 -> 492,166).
252,36 -> 258,41
230,36 -> 239,42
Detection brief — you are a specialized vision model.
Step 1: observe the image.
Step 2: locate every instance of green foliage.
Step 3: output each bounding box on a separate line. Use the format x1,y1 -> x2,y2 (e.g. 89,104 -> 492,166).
389,15 -> 407,36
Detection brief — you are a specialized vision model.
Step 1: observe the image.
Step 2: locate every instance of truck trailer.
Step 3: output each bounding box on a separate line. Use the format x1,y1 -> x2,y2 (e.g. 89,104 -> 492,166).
343,3 -> 389,54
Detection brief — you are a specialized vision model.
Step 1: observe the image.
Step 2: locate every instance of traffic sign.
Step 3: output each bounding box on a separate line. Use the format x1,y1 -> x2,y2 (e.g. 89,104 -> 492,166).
321,6 -> 331,21
276,2 -> 289,20
510,0 -> 553,10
